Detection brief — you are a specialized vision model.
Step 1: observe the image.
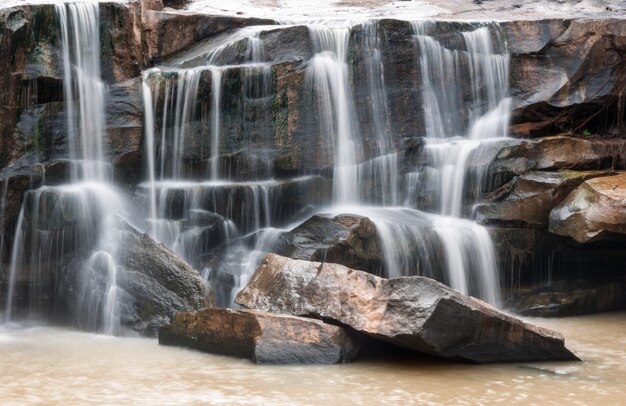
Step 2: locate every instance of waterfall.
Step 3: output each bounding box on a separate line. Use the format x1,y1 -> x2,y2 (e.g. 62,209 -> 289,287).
4,2 -> 134,332
209,66 -> 223,180
141,31 -> 294,306
413,22 -> 511,215
361,20 -> 391,152
399,21 -> 511,304
307,27 -> 360,205
57,1 -> 107,182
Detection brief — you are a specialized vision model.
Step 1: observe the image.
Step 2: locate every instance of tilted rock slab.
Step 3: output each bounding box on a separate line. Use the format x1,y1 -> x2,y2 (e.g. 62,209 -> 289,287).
236,254 -> 579,363
159,308 -> 359,364
549,173 -> 626,243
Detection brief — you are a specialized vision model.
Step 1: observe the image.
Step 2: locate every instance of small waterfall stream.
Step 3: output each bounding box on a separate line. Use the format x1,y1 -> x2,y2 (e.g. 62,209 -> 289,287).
307,27 -> 360,205
4,2 -> 138,332
141,32 -> 295,306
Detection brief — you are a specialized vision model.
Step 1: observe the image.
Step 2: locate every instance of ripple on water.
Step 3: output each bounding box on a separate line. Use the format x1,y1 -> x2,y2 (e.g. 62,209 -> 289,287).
0,313 -> 625,404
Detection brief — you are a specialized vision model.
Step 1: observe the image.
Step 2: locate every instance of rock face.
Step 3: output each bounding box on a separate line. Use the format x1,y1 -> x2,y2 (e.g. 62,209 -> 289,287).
159,308 -> 360,364
549,173 -> 626,243
236,254 -> 579,363
506,278 -> 626,317
143,9 -> 275,62
506,19 -> 626,137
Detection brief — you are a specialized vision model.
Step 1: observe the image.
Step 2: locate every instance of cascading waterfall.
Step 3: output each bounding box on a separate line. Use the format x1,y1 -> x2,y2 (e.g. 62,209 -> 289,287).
57,1 -> 107,182
142,21 -> 505,305
395,21 -> 511,303
307,26 -> 360,205
142,33 -> 304,306
209,66 -> 223,180
4,2 -> 134,332
356,21 -> 398,206
413,22 -> 511,216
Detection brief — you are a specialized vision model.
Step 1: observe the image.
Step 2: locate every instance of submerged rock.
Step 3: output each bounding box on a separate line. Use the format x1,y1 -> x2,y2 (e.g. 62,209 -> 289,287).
159,308 -> 360,364
549,173 -> 626,243
236,254 -> 579,363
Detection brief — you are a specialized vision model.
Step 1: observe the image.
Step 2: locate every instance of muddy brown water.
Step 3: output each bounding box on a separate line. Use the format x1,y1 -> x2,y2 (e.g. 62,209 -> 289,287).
1,312 -> 625,405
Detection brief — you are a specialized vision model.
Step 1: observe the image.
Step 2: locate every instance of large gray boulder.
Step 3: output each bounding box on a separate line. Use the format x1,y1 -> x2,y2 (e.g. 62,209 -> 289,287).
159,308 -> 360,364
549,173 -> 626,243
107,219 -> 215,335
236,253 -> 579,363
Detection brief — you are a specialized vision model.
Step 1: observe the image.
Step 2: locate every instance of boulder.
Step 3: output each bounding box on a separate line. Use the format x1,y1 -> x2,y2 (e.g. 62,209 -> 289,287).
506,278 -> 626,317
476,170 -> 613,226
274,214 -> 384,275
491,136 -> 626,173
549,173 -> 626,243
5,186 -> 213,336
111,219 -> 214,335
236,253 -> 579,363
159,308 -> 360,364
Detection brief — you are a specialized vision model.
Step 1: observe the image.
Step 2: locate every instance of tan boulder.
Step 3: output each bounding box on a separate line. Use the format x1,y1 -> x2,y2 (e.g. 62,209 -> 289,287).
159,308 -> 360,364
236,254 -> 579,363
549,173 -> 626,242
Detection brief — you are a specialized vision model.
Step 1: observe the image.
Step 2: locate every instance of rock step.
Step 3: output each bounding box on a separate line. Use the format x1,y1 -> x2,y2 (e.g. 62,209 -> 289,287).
158,308 -> 360,364
236,253 -> 579,364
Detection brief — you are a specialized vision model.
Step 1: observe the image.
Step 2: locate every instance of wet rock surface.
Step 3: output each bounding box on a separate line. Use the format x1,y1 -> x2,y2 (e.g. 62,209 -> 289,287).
159,307 -> 360,364
273,214 -> 384,275
237,254 -> 579,363
506,278 -> 626,317
476,170 -> 614,226
549,173 -> 626,243
61,219 -> 213,336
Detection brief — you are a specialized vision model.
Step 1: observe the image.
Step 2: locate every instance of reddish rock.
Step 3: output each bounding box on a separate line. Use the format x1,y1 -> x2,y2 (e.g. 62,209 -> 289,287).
237,254 -> 579,363
159,308 -> 360,364
549,173 -> 626,243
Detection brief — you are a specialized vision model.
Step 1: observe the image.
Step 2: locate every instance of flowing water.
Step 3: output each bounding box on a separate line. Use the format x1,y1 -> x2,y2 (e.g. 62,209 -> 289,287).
3,2 -> 139,334
0,6 -> 624,405
1,312 -> 624,405
0,9 -> 554,323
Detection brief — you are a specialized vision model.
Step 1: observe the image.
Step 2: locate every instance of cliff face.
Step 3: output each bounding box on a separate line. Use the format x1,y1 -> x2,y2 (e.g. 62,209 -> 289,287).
1,0 -> 625,317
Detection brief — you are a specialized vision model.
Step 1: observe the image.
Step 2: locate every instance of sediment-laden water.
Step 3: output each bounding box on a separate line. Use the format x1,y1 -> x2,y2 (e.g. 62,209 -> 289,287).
1,312 -> 624,405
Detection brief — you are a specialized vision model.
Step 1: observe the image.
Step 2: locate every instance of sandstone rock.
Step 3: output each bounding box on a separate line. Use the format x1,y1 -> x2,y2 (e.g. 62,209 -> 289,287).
159,308 -> 360,364
236,253 -> 579,363
274,214 -> 384,275
549,173 -> 626,243
476,170 -> 613,226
